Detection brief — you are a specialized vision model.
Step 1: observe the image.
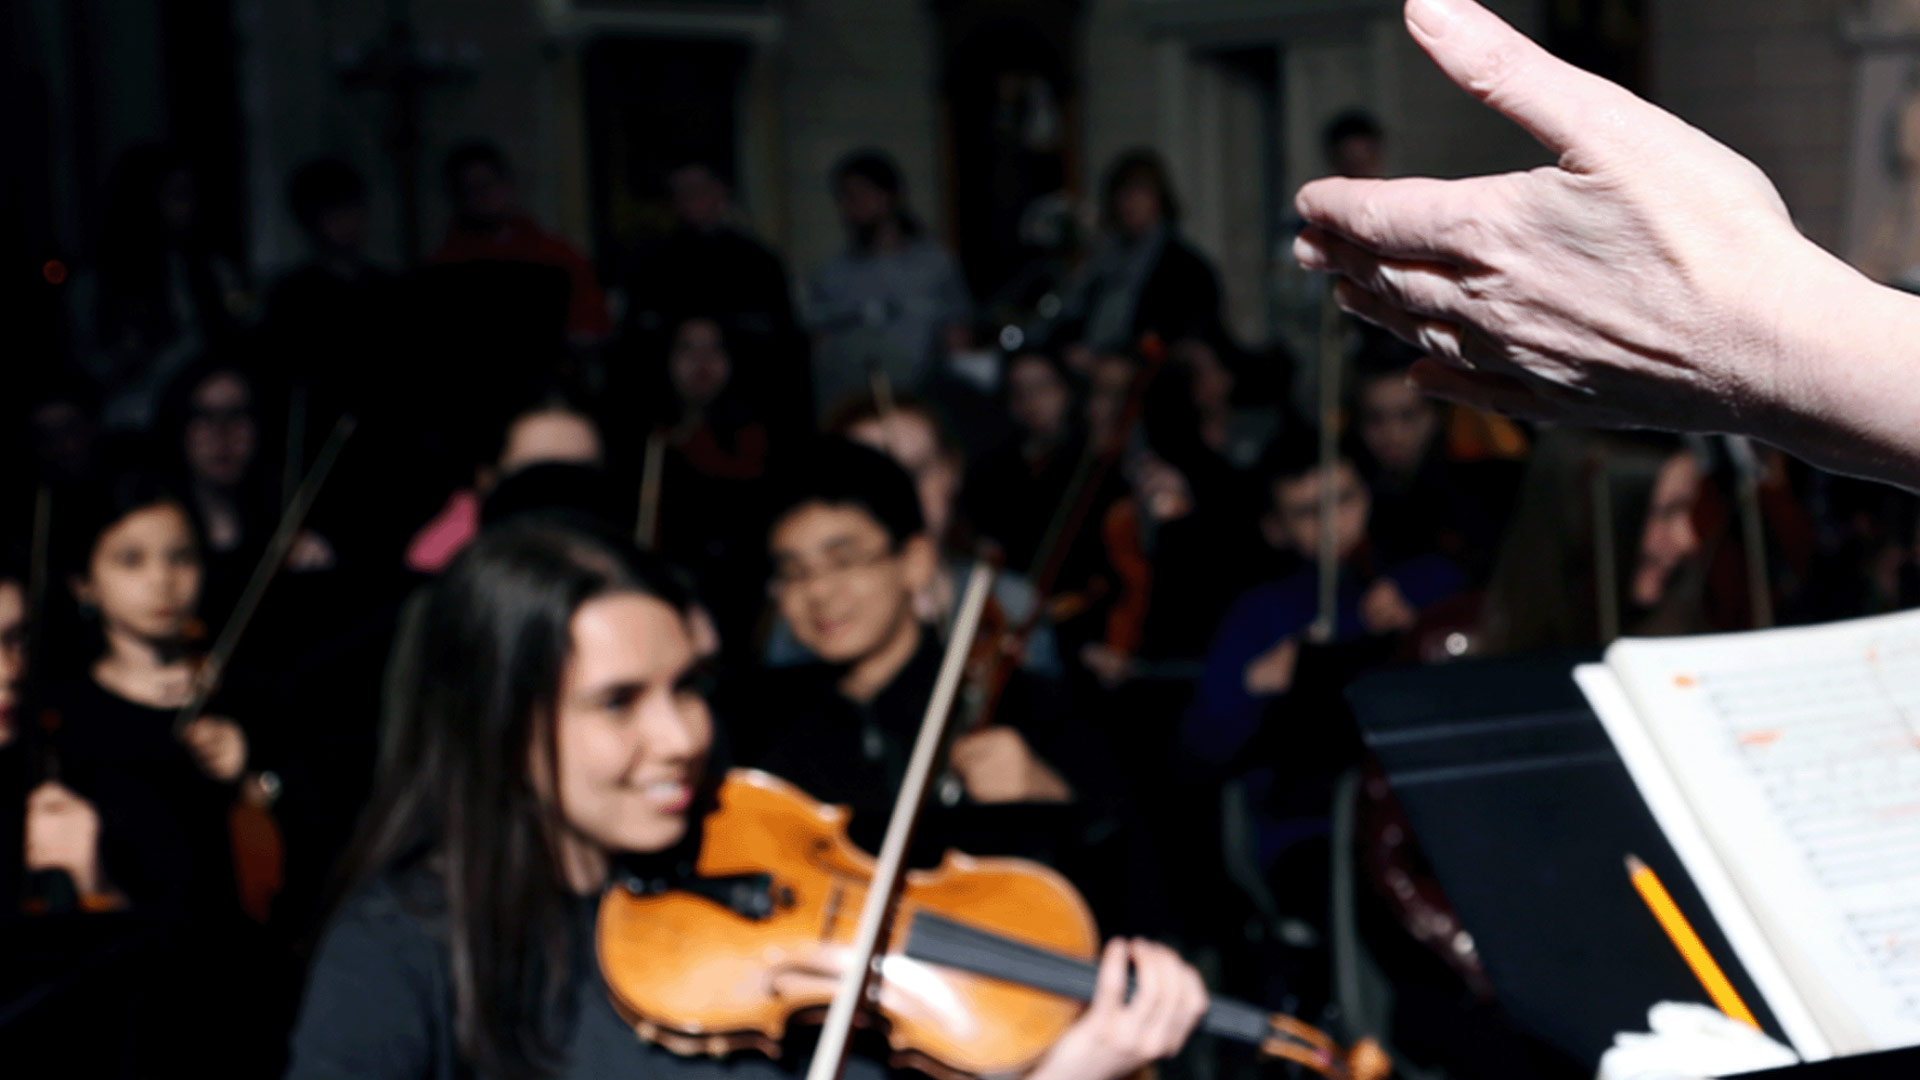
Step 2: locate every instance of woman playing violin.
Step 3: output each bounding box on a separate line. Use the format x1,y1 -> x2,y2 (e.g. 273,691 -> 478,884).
286,519 -> 1207,1080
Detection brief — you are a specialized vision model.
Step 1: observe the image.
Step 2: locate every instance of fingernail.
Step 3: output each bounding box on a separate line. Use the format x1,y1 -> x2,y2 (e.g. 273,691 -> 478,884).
1292,232 -> 1327,269
1407,0 -> 1459,37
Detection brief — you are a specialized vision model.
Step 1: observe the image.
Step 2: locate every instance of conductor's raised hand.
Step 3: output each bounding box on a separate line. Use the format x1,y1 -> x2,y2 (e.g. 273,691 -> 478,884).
1294,0 -> 1855,441
1028,938 -> 1209,1080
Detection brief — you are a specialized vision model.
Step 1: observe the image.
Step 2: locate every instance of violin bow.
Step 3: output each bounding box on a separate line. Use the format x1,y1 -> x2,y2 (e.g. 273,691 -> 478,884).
637,428 -> 667,551
1724,435 -> 1773,628
25,483 -> 54,777
804,562 -> 997,1080
171,414 -> 356,737
1309,292 -> 1342,645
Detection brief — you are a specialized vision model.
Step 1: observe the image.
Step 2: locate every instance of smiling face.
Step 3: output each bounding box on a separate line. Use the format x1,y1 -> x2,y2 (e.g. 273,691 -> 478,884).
544,593 -> 713,862
769,503 -> 933,665
77,502 -> 201,645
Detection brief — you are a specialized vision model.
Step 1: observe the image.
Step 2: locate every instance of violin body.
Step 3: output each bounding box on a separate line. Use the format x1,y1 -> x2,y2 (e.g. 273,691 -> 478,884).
598,769 -> 1098,1080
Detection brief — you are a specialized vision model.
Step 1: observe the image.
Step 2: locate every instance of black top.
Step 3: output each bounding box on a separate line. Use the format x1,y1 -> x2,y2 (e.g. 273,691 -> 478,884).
287,870 -> 893,1080
729,634 -> 1122,876
0,736 -> 27,905
44,677 -> 241,917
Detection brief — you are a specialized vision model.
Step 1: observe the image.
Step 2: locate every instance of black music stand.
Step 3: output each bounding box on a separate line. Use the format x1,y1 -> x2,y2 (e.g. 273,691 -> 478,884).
1347,653 -> 1807,1069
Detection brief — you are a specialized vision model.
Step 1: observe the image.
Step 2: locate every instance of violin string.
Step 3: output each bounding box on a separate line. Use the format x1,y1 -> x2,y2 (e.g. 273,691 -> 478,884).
902,911 -> 1278,1045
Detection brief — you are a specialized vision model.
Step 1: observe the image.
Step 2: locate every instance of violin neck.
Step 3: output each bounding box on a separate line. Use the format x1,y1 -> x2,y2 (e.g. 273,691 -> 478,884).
902,911 -> 1277,1046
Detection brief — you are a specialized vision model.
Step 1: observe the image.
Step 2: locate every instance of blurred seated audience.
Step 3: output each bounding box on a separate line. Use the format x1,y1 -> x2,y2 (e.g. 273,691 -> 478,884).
77,145 -> 251,431
963,349 -> 1086,576
263,157 -> 397,422
1413,429 -> 1707,661
1185,431 -> 1466,823
432,140 -> 611,345
624,160 -> 810,433
1031,149 -> 1224,356
642,315 -> 776,657
806,149 -> 973,419
405,391 -> 606,573
154,358 -> 335,628
1348,336 -> 1522,580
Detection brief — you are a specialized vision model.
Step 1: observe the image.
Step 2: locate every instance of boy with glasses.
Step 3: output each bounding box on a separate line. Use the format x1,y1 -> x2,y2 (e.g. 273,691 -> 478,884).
731,441 -> 1142,917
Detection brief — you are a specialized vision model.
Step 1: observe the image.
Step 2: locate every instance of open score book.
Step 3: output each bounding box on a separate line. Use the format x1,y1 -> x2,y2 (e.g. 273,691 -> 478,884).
1576,608 -> 1920,1063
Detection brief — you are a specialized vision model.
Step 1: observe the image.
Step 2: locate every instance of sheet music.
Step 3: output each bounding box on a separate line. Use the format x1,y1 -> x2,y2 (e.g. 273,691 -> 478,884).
1603,608 -> 1920,1056
1577,665 -> 1828,1062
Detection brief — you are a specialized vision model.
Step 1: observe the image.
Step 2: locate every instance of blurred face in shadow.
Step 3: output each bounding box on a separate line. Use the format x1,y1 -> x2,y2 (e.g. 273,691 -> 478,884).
1272,461 -> 1369,561
1114,179 -> 1163,238
0,580 -> 23,742
1007,354 -> 1070,443
31,399 -> 94,481
454,161 -> 514,230
1631,452 -> 1703,608
1329,134 -> 1384,180
1358,374 -> 1438,476
669,166 -> 730,232
835,174 -> 894,239
159,167 -> 196,238
185,371 -> 257,490
75,502 -> 202,646
1086,355 -> 1137,446
1177,340 -> 1234,415
316,202 -> 369,254
668,319 -> 732,410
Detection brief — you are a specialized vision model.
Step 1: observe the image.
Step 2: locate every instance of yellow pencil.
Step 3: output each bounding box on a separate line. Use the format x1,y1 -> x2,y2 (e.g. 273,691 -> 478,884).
1625,854 -> 1760,1029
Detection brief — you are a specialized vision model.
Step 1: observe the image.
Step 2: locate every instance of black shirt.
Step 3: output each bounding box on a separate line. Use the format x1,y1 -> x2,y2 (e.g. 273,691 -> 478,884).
287,871 -> 893,1080
730,634 -> 1123,881
45,678 -> 242,917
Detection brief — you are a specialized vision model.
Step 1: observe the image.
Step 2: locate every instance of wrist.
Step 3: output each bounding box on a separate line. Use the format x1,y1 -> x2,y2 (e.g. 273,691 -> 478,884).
1760,240 -> 1920,486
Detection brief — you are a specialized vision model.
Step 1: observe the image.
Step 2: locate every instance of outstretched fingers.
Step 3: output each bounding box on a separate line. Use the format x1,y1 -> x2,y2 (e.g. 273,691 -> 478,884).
1409,357 -> 1567,422
1402,0 -> 1659,165
1298,228 -> 1465,321
1330,279 -> 1470,371
1294,176 -> 1484,264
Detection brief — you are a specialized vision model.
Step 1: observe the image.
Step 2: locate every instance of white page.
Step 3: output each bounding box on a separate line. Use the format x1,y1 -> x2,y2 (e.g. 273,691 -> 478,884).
1604,609 -> 1920,1056
1577,664 -> 1827,1061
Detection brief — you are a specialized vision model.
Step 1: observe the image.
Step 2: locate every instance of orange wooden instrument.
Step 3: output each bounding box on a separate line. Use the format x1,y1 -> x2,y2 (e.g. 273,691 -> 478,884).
597,769 -> 1390,1080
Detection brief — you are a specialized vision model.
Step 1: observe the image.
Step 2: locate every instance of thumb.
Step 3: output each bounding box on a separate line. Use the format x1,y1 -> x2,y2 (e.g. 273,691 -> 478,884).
1404,0 -> 1651,162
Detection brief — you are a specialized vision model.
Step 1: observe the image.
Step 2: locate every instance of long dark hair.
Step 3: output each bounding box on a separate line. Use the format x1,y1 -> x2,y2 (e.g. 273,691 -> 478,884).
1481,428 -> 1704,653
343,520 -> 698,1078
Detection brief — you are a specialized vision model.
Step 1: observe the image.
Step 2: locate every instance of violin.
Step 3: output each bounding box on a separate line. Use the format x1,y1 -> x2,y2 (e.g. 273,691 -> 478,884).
959,334 -> 1170,733
598,769 -> 1390,1080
